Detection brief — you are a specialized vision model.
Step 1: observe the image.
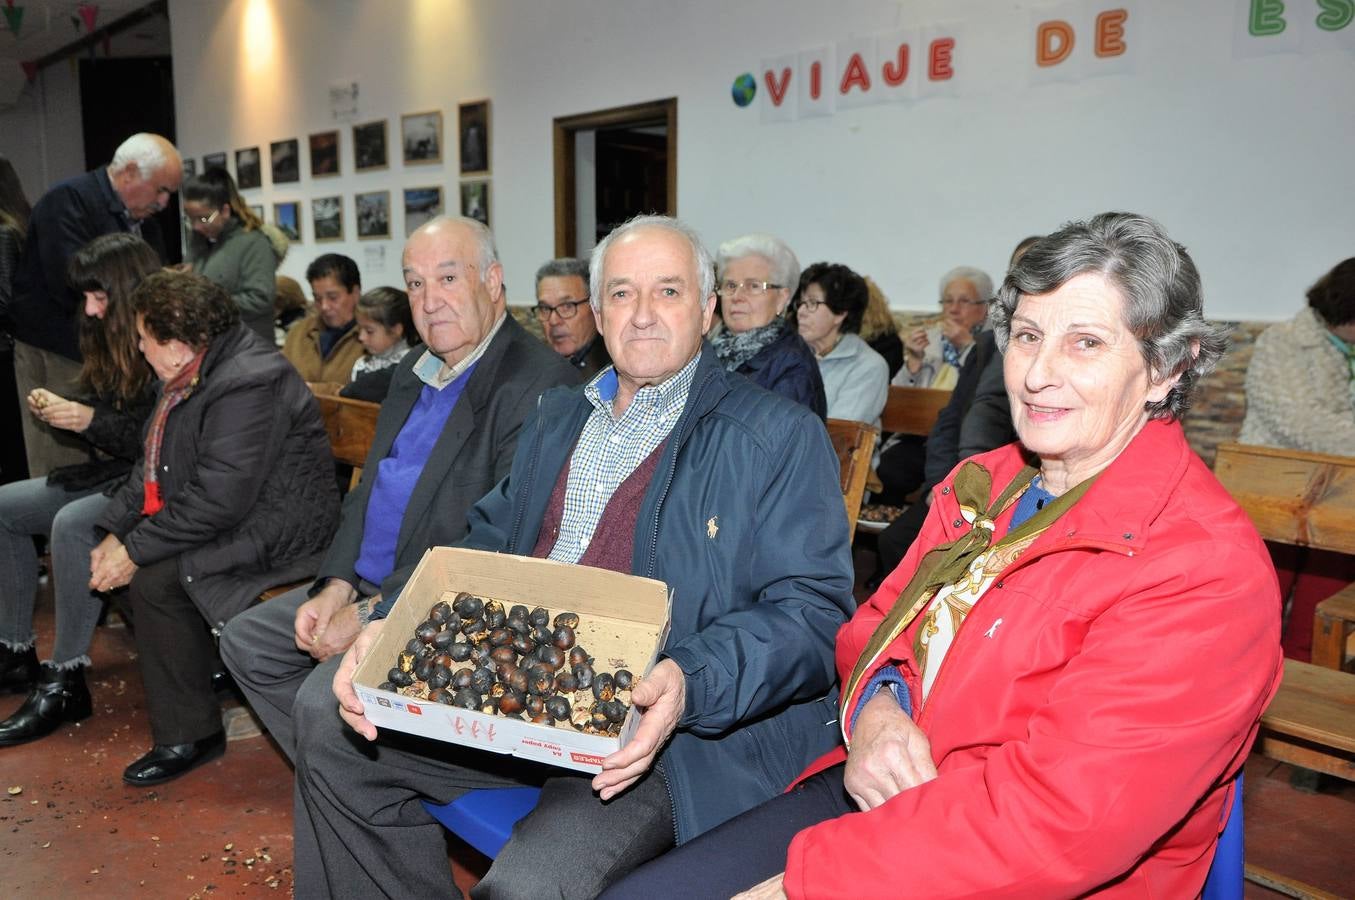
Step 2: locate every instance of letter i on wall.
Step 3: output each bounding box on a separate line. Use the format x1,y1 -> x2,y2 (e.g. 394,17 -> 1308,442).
797,46 -> 835,117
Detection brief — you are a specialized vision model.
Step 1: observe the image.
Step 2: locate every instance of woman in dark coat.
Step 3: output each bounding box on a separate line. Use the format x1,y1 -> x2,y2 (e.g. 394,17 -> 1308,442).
90,270 -> 339,786
710,233 -> 826,419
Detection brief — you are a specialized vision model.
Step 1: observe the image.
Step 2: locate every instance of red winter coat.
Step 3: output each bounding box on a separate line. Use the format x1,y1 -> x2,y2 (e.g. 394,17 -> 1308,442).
786,420 -> 1283,898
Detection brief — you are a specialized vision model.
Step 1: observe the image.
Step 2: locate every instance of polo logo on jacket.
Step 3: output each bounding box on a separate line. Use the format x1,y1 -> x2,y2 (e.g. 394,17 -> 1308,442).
706,516 -> 719,539
984,618 -> 1004,639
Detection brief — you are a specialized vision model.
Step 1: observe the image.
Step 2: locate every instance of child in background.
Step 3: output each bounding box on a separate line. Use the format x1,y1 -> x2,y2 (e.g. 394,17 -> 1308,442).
340,286 -> 415,402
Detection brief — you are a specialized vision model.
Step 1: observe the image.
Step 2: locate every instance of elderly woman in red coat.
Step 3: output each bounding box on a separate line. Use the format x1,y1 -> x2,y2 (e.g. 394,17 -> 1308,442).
604,212 -> 1283,899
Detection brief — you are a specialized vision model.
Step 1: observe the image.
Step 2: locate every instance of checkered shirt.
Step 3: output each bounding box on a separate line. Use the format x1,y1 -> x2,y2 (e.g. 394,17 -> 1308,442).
547,351 -> 700,564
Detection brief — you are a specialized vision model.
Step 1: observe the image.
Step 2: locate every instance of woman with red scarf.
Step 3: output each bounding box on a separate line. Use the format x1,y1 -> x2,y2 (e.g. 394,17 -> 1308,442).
90,271 -> 339,786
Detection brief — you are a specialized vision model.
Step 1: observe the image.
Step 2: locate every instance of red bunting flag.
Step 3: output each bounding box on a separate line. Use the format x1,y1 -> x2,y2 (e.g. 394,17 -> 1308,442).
2,4 -> 22,37
76,3 -> 97,33
21,60 -> 38,82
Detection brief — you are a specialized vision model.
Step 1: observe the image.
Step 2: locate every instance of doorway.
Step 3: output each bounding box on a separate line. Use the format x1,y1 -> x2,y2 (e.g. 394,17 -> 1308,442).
553,98 -> 676,257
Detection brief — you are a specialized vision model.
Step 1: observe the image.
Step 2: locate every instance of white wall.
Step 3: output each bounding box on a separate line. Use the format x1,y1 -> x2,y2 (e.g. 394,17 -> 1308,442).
167,0 -> 1355,321
0,62 -> 88,201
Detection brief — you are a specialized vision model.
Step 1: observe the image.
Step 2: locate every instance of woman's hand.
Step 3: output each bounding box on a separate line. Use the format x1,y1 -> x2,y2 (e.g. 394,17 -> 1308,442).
88,534 -> 138,592
941,316 -> 975,350
334,618 -> 386,740
904,327 -> 929,373
28,389 -> 94,433
843,690 -> 937,811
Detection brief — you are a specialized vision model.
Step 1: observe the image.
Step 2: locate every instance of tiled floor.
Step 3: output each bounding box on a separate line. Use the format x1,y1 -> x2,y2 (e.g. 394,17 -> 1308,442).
3,575 -> 1352,898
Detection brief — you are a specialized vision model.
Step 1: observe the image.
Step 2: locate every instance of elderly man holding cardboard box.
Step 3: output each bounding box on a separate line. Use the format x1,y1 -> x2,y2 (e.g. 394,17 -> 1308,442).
290,215 -> 855,899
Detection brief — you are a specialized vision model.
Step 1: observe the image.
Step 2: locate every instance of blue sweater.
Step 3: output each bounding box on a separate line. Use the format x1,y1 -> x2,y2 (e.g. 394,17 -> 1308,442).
354,364 -> 475,585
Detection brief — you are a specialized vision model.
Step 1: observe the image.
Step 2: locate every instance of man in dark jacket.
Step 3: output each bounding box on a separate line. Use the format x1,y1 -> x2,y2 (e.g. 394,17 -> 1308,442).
291,216 -> 855,900
12,133 -> 180,476
220,217 -> 579,759
534,256 -> 611,376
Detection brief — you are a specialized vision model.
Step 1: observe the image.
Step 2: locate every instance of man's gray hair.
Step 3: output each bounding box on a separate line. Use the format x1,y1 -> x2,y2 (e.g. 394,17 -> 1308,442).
939,265 -> 994,302
715,233 -> 800,293
411,215 -> 499,282
535,258 -> 590,293
589,215 -> 714,311
991,211 -> 1228,421
110,133 -> 174,177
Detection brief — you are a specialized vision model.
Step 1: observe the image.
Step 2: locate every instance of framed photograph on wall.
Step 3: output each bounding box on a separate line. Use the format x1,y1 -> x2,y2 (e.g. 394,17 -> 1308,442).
271,138 -> 301,184
273,201 -> 301,242
353,119 -> 388,171
458,100 -> 490,175
355,190 -> 390,239
309,130 -> 340,177
203,152 -> 227,172
312,196 -> 343,241
401,111 -> 442,165
182,158 -> 197,178
235,147 -> 261,189
459,180 -> 489,227
402,186 -> 442,237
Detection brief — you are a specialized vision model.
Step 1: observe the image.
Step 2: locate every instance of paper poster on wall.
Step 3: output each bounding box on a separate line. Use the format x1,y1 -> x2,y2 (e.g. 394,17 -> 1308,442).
797,46 -> 835,118
759,52 -> 797,123
330,80 -> 359,122
916,22 -> 963,99
874,28 -> 921,103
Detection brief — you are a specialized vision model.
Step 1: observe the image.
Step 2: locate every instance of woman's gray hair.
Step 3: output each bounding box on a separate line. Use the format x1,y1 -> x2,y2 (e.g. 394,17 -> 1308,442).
110,133 -> 171,177
715,233 -> 800,293
589,215 -> 714,311
939,265 -> 994,302
991,211 -> 1228,421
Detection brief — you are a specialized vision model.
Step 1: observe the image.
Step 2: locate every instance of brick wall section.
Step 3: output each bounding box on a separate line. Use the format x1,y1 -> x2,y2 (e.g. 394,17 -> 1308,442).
507,306 -> 1266,467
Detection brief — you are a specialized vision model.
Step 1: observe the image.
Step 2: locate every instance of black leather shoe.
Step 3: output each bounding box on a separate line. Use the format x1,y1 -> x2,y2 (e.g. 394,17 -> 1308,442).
0,644 -> 39,694
0,663 -> 91,746
122,732 -> 226,786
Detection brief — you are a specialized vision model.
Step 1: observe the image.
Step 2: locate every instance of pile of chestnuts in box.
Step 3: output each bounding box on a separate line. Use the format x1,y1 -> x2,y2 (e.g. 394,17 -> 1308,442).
379,591 -> 636,736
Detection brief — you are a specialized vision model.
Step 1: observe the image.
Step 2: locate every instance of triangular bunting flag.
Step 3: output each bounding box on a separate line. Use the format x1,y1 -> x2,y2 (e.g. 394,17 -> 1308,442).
76,3 -> 97,33
2,4 -> 22,37
21,60 -> 38,82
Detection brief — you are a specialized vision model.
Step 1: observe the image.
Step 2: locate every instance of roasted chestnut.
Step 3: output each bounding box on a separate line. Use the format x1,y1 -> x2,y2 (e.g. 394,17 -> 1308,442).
460,616 -> 487,637
452,688 -> 480,710
489,682 -> 508,700
589,706 -> 611,730
484,598 -> 505,617
526,664 -> 555,696
431,653 -> 454,671
512,634 -> 536,657
428,687 -> 452,704
506,666 -> 529,694
428,600 -> 453,625
529,624 -> 554,646
453,592 -> 481,619
555,672 -> 578,693
479,700 -> 498,716
448,642 -> 473,663
535,646 -> 565,671
529,607 -> 550,627
551,625 -> 576,650
545,696 -> 571,720
387,668 -> 413,687
568,646 -> 591,668
614,669 -> 633,691
485,608 -> 507,629
498,688 -> 527,715
600,699 -> 628,723
593,673 -> 616,702
490,646 -> 519,667
554,611 -> 580,630
471,667 -> 495,694
506,614 -> 531,636
405,638 -> 423,654
377,681 -> 395,692
573,664 -> 595,690
529,711 -> 554,725
488,627 -> 514,648
397,651 -> 417,674
416,620 -> 440,644
426,664 -> 452,690
496,661 -> 521,684
451,667 -> 475,690
525,695 -> 546,717
432,629 -> 458,651
413,657 -> 436,682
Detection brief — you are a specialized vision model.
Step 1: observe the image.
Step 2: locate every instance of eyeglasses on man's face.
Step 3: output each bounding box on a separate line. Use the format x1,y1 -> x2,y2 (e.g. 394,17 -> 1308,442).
716,279 -> 782,298
533,297 -> 591,320
183,209 -> 221,227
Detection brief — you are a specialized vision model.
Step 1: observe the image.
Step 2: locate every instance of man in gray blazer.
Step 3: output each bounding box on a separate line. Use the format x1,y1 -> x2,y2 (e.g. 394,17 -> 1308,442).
220,216 -> 579,758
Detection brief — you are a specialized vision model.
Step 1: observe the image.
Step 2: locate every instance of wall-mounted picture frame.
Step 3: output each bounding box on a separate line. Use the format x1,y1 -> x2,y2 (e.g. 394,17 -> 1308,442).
235,147 -> 261,189
460,179 -> 489,227
353,119 -> 387,171
182,158 -> 197,178
203,151 -> 227,172
401,111 -> 442,165
458,100 -> 490,175
273,201 -> 301,242
312,196 -> 343,242
271,138 -> 301,184
309,130 -> 340,177
355,190 -> 390,239
403,186 -> 442,237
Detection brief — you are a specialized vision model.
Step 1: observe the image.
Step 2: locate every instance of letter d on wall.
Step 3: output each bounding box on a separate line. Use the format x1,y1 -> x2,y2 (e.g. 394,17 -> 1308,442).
1037,19 -> 1076,66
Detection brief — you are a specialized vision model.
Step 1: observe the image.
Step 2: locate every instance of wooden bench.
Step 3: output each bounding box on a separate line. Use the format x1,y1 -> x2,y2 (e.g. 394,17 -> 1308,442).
825,419 -> 878,542
1313,584 -> 1355,673
880,385 -> 952,437
1257,659 -> 1355,782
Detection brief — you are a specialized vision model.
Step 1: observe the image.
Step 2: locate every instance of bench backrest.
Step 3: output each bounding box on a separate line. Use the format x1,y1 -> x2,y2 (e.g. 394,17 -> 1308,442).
881,385 -> 951,437
310,390 -> 382,487
1213,442 -> 1355,555
826,418 -> 879,542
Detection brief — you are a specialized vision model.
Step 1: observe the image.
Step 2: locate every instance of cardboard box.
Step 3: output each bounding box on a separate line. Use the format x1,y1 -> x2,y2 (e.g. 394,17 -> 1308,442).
353,546 -> 671,774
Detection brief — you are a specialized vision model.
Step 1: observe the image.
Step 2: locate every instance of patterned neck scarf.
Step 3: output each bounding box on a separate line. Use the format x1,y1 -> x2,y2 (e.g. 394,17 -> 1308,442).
939,324 -> 983,369
141,352 -> 206,516
841,460 -> 1097,743
709,316 -> 787,372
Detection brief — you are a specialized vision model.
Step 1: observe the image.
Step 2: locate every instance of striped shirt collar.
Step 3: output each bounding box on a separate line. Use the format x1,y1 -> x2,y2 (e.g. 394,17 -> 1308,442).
585,348 -> 701,420
411,310 -> 507,389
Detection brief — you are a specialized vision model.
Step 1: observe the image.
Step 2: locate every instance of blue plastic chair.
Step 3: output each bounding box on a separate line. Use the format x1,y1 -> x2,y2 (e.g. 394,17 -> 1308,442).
422,787 -> 541,859
1202,774 -> 1245,900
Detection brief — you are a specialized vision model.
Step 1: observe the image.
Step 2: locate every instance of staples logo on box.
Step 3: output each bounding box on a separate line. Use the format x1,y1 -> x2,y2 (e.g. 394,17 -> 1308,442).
407,704 -> 422,716
570,751 -> 606,767
376,697 -> 391,708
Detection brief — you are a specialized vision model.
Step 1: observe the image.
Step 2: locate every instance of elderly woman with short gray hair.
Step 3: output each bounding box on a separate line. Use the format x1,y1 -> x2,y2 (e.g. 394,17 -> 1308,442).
605,212 -> 1282,900
711,233 -> 826,418
894,265 -> 994,390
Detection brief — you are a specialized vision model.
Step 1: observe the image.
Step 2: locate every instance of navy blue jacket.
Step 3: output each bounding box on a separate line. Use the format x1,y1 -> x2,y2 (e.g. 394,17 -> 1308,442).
12,168 -> 164,360
735,326 -> 827,420
376,346 -> 854,843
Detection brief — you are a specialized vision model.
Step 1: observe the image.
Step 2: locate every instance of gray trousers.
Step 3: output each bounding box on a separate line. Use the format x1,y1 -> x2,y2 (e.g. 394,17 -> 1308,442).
0,476 -> 109,665
13,341 -> 89,478
291,656 -> 675,900
219,584 -> 333,761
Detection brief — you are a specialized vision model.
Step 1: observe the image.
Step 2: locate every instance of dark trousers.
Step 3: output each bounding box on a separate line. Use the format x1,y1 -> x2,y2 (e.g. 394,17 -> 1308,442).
875,435 -> 927,506
291,656 -> 675,900
128,557 -> 222,745
876,499 -> 930,577
600,764 -> 853,900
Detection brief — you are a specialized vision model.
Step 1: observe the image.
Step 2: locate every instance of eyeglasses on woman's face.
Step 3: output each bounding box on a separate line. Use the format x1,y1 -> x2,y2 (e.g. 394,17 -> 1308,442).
716,279 -> 782,299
